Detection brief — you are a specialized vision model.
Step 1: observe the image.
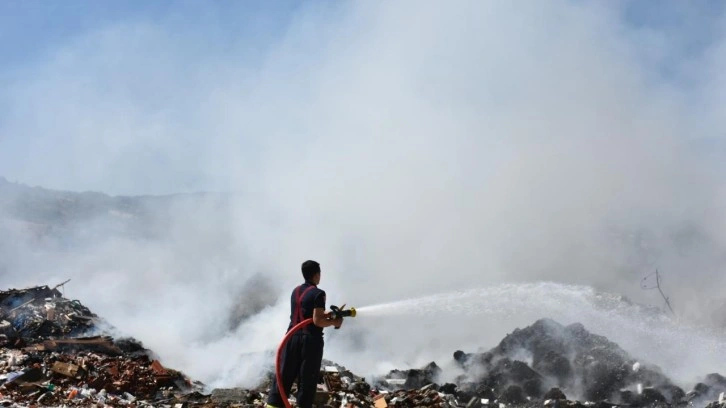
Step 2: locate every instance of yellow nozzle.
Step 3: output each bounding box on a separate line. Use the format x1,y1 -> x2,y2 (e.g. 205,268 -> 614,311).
331,304 -> 356,319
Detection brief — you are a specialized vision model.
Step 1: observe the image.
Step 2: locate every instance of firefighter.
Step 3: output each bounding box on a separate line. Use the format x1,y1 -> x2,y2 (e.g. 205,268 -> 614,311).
267,260 -> 343,408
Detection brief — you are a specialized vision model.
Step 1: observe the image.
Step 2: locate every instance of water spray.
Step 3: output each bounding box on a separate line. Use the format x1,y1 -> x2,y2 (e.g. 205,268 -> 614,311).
274,304 -> 357,408
271,283 -> 726,407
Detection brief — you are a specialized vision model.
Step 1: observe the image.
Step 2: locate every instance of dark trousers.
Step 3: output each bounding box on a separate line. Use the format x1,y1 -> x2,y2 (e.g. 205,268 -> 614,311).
268,333 -> 324,408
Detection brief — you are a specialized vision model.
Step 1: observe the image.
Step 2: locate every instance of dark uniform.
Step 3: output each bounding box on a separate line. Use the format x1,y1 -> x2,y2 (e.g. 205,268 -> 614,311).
267,282 -> 326,408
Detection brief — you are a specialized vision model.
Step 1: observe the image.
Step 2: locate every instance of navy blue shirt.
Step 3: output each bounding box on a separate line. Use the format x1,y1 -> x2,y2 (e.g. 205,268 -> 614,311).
287,282 -> 326,337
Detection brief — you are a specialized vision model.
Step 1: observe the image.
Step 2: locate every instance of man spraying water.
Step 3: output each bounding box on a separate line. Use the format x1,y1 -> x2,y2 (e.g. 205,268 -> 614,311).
267,260 -> 348,408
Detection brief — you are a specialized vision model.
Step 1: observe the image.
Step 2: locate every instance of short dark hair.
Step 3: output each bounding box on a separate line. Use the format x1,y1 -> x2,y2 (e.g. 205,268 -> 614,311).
301,260 -> 321,281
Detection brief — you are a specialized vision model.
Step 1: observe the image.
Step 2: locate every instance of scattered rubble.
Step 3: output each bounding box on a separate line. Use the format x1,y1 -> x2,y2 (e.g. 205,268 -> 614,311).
0,284 -> 200,407
1,285 -> 724,408
0,283 -> 97,344
299,318 -> 726,408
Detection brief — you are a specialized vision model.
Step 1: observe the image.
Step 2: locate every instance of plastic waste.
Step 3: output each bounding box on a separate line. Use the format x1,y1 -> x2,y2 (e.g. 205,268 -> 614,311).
4,370 -> 24,384
45,303 -> 56,320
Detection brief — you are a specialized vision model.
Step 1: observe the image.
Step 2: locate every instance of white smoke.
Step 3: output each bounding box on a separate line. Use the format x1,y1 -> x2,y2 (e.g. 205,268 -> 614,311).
1,0 -> 726,390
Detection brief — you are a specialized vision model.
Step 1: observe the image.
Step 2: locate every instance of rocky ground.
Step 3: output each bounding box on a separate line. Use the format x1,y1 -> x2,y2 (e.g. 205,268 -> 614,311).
0,284 -> 724,408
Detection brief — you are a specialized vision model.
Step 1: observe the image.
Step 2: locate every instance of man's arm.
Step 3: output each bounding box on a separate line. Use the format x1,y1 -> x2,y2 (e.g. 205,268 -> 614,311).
313,307 -> 343,328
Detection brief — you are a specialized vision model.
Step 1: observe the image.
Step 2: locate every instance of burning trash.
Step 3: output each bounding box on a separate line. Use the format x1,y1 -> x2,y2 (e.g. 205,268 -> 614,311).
1,283 -> 725,408
0,282 -> 201,407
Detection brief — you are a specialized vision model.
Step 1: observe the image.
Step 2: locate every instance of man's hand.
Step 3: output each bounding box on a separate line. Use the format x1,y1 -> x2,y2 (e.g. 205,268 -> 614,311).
314,308 -> 344,329
325,311 -> 343,328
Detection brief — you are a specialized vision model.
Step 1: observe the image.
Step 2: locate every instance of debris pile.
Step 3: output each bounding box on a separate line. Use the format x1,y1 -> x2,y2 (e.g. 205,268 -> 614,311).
1,285 -> 725,408
453,318 -> 680,403
352,319 -> 726,408
265,318 -> 726,408
0,282 -> 99,346
0,284 -> 200,407
195,356 -> 725,408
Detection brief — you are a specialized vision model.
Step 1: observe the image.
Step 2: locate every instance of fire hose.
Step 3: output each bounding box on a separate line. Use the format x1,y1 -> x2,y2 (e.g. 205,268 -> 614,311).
275,305 -> 356,408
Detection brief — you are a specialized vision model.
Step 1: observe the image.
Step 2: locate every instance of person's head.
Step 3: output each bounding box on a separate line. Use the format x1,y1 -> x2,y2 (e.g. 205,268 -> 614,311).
301,260 -> 321,285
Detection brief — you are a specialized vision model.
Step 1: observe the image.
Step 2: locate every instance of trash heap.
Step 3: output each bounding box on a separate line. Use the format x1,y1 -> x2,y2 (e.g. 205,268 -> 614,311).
0,284 -> 200,407
2,285 -> 725,408
361,319 -> 726,408
232,318 -> 726,408
0,282 -> 96,346
209,357 -> 724,408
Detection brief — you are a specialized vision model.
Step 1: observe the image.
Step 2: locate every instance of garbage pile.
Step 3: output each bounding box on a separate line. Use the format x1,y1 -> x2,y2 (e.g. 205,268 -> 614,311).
360,319 -> 726,408
0,284 -> 200,407
201,356 -> 725,408
233,318 -> 726,408
0,282 -> 98,346
2,285 -> 725,408
452,318 -> 681,404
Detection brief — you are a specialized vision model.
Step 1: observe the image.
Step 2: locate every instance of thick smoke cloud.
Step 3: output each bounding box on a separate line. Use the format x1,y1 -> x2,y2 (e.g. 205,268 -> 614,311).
1,0 -> 726,388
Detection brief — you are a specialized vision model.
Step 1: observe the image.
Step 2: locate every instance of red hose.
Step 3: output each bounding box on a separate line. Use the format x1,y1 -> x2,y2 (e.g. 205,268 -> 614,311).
275,317 -> 314,408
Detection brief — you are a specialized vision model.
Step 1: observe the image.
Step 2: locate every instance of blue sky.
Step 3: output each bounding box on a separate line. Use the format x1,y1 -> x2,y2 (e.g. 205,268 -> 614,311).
0,1 -> 725,195
1,1 -> 722,79
0,1 -> 316,95
0,1 -> 300,66
0,0 -> 347,194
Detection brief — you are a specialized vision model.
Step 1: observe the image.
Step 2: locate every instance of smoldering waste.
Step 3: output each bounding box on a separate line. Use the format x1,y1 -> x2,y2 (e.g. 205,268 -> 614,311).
368,319 -> 725,408
1,285 -> 725,408
0,284 -> 201,407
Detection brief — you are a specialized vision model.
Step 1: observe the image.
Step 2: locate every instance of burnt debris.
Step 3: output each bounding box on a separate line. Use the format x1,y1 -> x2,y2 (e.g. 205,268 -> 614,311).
0,284 -> 200,407
1,285 -> 724,407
